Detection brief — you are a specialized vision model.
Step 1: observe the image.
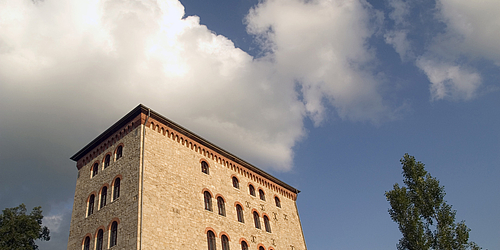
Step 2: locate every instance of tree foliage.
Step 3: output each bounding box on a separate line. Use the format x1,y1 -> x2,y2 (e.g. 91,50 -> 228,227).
386,154 -> 480,250
0,204 -> 50,250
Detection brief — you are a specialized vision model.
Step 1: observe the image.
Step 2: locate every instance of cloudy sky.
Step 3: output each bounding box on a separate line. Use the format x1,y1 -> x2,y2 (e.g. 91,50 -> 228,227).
0,0 -> 499,249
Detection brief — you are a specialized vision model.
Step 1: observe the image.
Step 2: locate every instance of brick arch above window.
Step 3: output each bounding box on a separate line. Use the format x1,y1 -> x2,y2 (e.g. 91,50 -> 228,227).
257,244 -> 266,250
114,143 -> 124,161
93,225 -> 106,238
215,194 -> 226,202
251,209 -> 260,217
81,233 -> 92,245
204,227 -> 218,237
107,217 -> 121,230
102,153 -> 112,168
219,231 -> 230,241
201,188 -> 214,197
234,201 -> 244,209
111,175 -> 123,186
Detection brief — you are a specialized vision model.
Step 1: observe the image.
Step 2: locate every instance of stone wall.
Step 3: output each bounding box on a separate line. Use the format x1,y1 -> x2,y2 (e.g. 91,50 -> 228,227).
140,124 -> 307,250
67,127 -> 142,250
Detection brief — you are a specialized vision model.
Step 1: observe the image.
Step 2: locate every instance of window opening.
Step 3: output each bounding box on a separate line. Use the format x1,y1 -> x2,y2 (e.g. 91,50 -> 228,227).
100,186 -> 107,209
221,235 -> 230,250
83,236 -> 90,250
236,204 -> 244,223
253,211 -> 261,229
232,177 -> 239,189
88,195 -> 94,216
201,161 -> 209,174
217,197 -> 226,216
207,231 -> 216,250
92,163 -> 98,177
116,146 -> 123,160
96,229 -> 103,250
204,191 -> 212,211
113,178 -> 120,201
264,215 -> 272,233
110,221 -> 118,247
241,241 -> 248,250
275,196 -> 281,208
259,189 -> 265,201
104,155 -> 110,168
249,185 -> 255,196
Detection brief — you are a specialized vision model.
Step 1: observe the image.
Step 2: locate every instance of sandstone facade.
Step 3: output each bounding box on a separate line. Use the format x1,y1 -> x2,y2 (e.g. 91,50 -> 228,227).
67,105 -> 307,250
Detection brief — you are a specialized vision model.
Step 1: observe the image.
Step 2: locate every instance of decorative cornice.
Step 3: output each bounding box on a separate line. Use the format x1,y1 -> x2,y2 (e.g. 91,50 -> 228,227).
70,104 -> 300,195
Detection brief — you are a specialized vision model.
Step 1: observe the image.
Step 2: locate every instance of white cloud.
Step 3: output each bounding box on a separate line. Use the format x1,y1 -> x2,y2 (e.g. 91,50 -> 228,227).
0,0 -> 392,172
386,0 -> 410,26
246,0 -> 391,125
437,0 -> 500,64
384,0 -> 498,101
417,57 -> 481,101
384,30 -> 412,61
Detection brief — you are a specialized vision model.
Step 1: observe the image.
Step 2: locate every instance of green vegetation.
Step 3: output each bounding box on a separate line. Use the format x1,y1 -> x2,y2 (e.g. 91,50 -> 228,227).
386,154 -> 481,250
0,204 -> 50,250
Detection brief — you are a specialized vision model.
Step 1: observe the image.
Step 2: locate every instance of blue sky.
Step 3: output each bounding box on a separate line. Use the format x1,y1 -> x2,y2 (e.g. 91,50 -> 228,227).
0,0 -> 499,249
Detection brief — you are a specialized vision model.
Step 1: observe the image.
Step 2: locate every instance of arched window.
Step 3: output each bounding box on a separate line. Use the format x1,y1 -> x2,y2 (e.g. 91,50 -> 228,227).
249,185 -> 255,196
116,145 -> 123,160
92,163 -> 98,177
204,191 -> 212,211
275,196 -> 281,208
207,231 -> 216,250
253,211 -> 261,229
217,197 -> 226,216
236,204 -> 244,223
221,235 -> 230,250
100,186 -> 107,209
241,241 -> 248,250
104,154 -> 110,168
96,229 -> 103,250
264,215 -> 272,233
259,247 -> 265,250
113,178 -> 120,201
83,236 -> 90,250
110,221 -> 118,247
201,161 -> 209,174
232,177 -> 239,189
87,194 -> 94,216
259,189 -> 265,201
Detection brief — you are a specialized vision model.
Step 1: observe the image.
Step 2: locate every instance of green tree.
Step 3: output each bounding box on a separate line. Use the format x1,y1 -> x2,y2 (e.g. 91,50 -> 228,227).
0,204 -> 50,250
385,154 -> 481,250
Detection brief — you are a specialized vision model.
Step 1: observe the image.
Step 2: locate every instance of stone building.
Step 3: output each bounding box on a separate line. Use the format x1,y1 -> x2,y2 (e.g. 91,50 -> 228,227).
67,104 -> 307,250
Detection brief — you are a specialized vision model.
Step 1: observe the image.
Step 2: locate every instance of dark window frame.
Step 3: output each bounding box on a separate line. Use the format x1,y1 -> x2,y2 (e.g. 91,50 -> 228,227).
217,197 -> 226,216
115,145 -> 123,160
113,178 -> 120,201
221,235 -> 230,250
110,221 -> 118,247
241,241 -> 248,250
253,211 -> 261,229
249,185 -> 255,196
259,189 -> 265,201
83,236 -> 90,250
96,229 -> 103,250
104,154 -> 111,168
92,163 -> 98,177
88,194 -> 95,216
232,177 -> 239,189
275,196 -> 281,208
204,191 -> 212,211
264,215 -> 272,233
100,186 -> 107,209
236,204 -> 244,223
201,161 -> 209,175
207,230 -> 216,250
